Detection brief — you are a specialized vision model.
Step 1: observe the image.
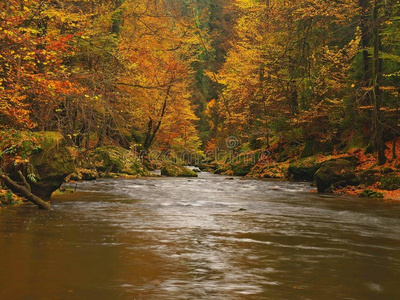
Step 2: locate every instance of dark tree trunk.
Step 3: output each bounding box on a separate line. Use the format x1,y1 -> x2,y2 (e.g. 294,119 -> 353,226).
0,172 -> 51,210
372,0 -> 386,165
359,0 -> 372,86
143,85 -> 171,151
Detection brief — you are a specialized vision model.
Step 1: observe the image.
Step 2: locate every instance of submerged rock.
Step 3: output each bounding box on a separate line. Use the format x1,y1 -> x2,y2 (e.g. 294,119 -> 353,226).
314,159 -> 358,193
161,164 -> 198,177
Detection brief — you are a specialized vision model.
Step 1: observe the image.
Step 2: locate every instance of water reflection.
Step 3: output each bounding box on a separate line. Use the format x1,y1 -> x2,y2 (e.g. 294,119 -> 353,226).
0,172 -> 400,299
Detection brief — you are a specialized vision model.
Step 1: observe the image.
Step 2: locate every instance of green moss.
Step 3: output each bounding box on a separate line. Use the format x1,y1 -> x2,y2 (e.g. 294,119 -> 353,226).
53,187 -> 75,196
228,150 -> 261,176
92,146 -> 125,172
67,168 -> 98,181
315,159 -> 358,192
288,157 -> 322,181
29,141 -> 76,199
91,145 -> 152,177
0,131 -> 76,199
379,175 -> 400,191
361,190 -> 384,199
345,133 -> 368,151
0,131 -> 62,160
161,164 -> 198,177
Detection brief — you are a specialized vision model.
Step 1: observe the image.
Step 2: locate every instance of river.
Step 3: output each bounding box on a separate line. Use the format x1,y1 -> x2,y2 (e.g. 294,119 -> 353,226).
0,172 -> 400,299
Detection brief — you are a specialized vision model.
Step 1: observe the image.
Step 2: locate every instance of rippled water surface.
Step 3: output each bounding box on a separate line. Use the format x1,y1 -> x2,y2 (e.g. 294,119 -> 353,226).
1,172 -> 400,299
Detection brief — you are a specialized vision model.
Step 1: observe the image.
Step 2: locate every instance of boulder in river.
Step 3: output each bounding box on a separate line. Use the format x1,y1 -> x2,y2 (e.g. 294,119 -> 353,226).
314,159 -> 358,192
67,168 -> 99,181
161,164 -> 198,177
90,145 -> 151,176
0,131 -> 76,200
29,134 -> 76,199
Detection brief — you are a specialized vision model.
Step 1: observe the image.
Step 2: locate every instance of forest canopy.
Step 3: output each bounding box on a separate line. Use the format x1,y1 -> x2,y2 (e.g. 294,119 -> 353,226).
1,0 -> 400,165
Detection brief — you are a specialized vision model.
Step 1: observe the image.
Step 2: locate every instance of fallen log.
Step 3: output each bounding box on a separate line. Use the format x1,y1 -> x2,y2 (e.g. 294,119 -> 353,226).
0,171 -> 52,210
18,170 -> 31,191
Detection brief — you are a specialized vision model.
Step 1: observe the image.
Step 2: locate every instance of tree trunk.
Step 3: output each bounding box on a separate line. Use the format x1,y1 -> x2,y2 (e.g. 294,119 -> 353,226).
359,0 -> 371,86
0,172 -> 51,210
143,85 -> 171,151
372,0 -> 386,165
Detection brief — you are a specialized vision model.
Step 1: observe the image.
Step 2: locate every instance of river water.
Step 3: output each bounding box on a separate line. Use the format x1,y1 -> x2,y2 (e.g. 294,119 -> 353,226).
0,172 -> 400,299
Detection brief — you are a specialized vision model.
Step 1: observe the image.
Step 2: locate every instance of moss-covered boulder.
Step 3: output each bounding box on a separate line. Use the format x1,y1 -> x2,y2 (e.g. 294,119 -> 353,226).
230,163 -> 253,176
67,168 -> 99,181
28,133 -> 76,199
0,131 -> 76,199
228,151 -> 261,176
288,157 -> 321,181
90,145 -> 151,176
314,159 -> 358,192
161,164 -> 198,177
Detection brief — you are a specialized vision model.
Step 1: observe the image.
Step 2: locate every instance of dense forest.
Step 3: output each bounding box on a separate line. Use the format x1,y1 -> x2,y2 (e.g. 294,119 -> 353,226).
1,0 -> 400,206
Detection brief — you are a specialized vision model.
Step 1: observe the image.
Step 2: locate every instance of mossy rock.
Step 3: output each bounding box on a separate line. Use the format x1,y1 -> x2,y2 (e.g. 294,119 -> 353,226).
91,146 -> 125,172
192,168 -> 201,173
228,151 -> 260,176
0,131 -> 76,200
29,134 -> 76,199
161,164 -> 198,177
53,187 -> 75,196
361,189 -> 384,199
379,175 -> 400,191
91,145 -> 152,177
230,163 -> 253,176
68,168 -> 98,181
315,159 -> 358,193
288,157 -> 321,181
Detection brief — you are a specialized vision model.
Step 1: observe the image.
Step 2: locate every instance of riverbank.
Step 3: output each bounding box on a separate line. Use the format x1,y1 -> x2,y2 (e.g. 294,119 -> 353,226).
0,131 -> 156,208
0,130 -> 203,208
3,129 -> 400,207
207,140 -> 400,202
